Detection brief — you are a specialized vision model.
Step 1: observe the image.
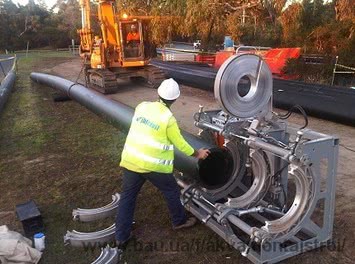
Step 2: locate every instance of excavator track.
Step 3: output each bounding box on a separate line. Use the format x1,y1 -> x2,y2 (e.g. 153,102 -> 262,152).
144,65 -> 166,88
87,69 -> 118,94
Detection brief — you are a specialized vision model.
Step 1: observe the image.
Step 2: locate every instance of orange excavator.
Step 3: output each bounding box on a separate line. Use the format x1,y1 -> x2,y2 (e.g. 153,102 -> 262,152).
78,0 -> 165,93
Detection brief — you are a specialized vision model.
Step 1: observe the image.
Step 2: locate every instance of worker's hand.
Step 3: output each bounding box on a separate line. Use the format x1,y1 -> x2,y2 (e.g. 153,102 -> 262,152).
195,148 -> 210,160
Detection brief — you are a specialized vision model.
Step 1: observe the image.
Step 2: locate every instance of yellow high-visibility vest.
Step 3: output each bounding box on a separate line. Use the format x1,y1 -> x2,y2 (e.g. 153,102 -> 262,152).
120,102 -> 175,173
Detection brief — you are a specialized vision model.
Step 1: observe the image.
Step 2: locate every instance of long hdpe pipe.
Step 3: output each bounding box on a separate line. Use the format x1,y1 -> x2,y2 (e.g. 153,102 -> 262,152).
151,60 -> 355,125
30,72 -> 218,178
0,57 -> 16,114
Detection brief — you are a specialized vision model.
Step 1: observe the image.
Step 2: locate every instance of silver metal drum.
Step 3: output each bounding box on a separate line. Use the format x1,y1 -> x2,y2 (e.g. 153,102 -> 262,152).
214,54 -> 273,119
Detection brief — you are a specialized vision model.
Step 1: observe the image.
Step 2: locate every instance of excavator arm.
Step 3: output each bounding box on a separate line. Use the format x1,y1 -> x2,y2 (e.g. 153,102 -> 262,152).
78,0 -> 93,59
92,0 -> 122,69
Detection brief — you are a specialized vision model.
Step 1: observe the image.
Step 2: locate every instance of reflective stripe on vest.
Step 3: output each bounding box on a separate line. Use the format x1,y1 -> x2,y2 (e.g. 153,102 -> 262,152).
124,145 -> 173,166
128,130 -> 174,151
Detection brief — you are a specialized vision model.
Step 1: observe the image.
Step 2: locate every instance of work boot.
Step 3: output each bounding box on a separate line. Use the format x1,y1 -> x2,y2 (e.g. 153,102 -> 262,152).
173,217 -> 197,230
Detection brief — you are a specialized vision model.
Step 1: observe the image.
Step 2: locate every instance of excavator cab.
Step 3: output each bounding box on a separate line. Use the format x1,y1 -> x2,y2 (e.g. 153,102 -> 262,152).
119,19 -> 156,65
121,21 -> 144,60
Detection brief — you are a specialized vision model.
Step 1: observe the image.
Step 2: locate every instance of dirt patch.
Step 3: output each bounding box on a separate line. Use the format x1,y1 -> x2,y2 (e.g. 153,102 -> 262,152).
0,211 -> 22,231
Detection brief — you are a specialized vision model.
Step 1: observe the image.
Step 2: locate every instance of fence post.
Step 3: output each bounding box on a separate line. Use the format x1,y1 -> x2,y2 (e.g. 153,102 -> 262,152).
71,39 -> 75,54
331,56 -> 338,86
26,41 -> 30,58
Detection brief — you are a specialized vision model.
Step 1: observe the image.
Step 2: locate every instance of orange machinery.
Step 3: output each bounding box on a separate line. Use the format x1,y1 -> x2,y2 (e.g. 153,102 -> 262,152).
213,47 -> 301,79
78,0 -> 164,93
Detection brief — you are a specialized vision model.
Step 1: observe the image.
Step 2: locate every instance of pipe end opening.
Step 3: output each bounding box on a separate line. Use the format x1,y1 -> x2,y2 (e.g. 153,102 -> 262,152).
198,147 -> 235,190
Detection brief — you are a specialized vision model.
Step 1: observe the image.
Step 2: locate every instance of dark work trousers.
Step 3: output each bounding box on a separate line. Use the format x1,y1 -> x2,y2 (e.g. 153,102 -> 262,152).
115,168 -> 187,242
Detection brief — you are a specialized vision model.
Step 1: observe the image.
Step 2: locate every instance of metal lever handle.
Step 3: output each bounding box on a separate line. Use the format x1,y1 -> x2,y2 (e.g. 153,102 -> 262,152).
292,131 -> 303,155
241,237 -> 254,257
197,105 -> 204,122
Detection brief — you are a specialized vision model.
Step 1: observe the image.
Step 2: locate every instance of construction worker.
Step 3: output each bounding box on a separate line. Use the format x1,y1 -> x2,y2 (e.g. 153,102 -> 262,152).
126,24 -> 140,45
115,78 -> 210,247
125,24 -> 140,57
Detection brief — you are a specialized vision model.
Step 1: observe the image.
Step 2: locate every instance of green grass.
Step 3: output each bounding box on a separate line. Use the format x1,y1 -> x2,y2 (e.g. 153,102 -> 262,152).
0,52 -> 240,263
0,53 -> 125,263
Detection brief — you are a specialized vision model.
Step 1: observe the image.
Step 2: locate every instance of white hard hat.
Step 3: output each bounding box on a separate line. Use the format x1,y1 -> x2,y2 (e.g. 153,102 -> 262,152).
157,78 -> 180,100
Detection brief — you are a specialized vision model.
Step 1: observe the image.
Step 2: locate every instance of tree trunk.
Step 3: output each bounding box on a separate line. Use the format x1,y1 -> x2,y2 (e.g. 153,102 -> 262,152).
203,16 -> 216,51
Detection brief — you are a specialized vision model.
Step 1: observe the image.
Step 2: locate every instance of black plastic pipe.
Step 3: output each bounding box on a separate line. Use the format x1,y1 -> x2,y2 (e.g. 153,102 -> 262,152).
0,57 -> 16,114
30,72 -> 224,179
151,60 -> 355,126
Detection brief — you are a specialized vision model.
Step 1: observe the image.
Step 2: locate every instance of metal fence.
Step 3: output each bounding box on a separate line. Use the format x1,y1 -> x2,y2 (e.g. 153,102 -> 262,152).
331,56 -> 355,87
68,45 -> 80,56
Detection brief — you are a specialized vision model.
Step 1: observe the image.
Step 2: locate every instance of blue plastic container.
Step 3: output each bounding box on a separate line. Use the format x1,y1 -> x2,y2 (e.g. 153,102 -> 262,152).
224,36 -> 234,49
34,233 -> 44,238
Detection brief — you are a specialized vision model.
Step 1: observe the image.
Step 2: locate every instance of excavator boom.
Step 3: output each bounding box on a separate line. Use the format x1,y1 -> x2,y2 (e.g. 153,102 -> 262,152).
78,0 -> 93,58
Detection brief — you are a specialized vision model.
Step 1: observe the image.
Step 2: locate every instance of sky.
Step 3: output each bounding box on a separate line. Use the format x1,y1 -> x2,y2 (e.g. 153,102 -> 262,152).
12,0 -> 58,9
